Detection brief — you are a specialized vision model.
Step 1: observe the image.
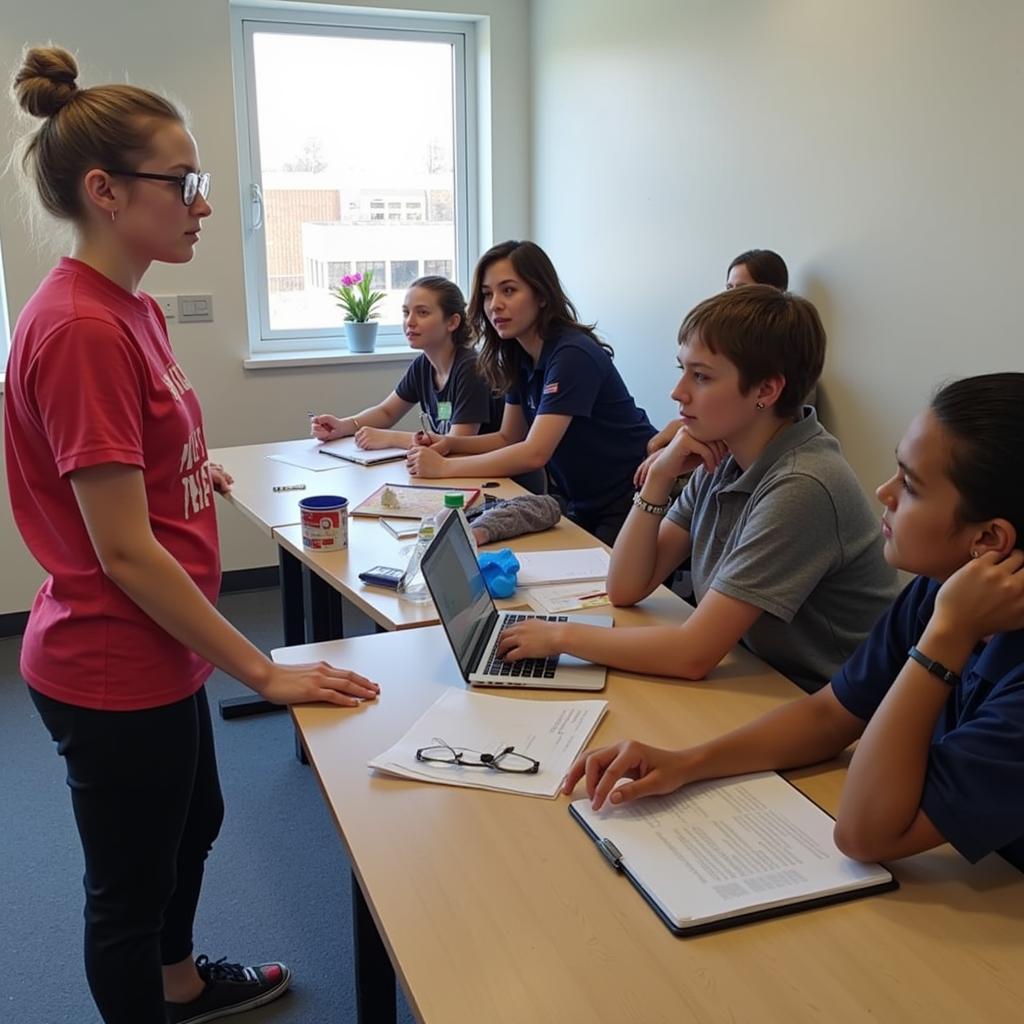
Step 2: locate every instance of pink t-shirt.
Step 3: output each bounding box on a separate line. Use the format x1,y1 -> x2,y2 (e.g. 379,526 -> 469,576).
4,258 -> 221,710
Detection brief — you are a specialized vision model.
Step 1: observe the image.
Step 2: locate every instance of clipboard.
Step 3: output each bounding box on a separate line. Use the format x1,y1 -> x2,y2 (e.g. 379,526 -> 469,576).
569,773 -> 898,937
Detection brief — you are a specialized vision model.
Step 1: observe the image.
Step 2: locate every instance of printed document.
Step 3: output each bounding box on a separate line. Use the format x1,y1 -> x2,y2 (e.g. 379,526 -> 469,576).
369,689 -> 607,798
572,771 -> 893,929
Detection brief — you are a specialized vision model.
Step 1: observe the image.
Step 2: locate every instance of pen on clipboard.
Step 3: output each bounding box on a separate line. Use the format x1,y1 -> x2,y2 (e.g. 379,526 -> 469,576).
576,589 -> 608,602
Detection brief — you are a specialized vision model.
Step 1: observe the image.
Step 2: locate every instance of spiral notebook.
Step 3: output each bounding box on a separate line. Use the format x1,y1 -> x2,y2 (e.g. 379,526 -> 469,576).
570,771 -> 896,935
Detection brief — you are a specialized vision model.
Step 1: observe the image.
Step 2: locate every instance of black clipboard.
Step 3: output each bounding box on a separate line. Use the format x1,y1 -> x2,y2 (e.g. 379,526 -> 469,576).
568,779 -> 899,937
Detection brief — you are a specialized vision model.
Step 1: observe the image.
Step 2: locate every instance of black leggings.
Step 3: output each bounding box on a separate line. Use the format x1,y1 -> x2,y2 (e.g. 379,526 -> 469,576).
31,686 -> 224,1024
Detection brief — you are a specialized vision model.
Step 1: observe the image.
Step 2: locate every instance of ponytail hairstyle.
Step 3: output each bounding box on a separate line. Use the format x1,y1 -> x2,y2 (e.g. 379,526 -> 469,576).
727,249 -> 789,290
407,275 -> 472,348
930,373 -> 1024,544
469,240 -> 612,394
12,45 -> 184,221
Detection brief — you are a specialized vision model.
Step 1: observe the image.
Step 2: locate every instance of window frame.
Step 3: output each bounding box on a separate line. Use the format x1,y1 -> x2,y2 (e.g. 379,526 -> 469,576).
230,4 -> 477,354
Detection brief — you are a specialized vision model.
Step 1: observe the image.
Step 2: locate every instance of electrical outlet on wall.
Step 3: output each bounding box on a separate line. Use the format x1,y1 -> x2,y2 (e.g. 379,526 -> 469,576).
153,295 -> 177,319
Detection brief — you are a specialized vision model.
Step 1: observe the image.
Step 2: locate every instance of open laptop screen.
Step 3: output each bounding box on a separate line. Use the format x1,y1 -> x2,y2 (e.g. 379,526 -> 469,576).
421,513 -> 496,678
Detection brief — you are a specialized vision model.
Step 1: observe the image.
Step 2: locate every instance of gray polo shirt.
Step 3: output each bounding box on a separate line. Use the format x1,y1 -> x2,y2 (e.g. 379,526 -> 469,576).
666,408 -> 899,692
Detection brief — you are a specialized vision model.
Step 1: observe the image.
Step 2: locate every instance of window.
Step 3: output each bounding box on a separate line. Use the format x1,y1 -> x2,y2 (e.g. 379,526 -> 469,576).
390,260 -> 419,290
326,261 -> 350,288
423,260 -> 453,279
232,6 -> 475,352
356,261 -> 387,289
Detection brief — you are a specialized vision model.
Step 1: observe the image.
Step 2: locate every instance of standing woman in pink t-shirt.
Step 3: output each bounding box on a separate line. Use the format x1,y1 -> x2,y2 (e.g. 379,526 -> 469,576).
4,47 -> 379,1024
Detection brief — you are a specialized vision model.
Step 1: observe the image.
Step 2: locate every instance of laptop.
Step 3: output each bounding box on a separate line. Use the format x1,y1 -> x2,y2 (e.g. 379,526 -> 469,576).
421,511 -> 612,691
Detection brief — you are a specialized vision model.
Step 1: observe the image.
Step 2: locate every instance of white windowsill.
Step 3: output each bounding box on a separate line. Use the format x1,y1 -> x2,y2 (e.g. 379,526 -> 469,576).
243,348 -> 418,370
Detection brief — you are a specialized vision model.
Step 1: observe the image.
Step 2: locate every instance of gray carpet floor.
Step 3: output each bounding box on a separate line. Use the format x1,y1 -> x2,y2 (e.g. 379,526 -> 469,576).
1,587 -> 415,1024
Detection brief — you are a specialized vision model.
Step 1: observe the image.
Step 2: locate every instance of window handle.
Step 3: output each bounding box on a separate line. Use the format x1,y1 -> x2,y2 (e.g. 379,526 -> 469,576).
250,183 -> 264,231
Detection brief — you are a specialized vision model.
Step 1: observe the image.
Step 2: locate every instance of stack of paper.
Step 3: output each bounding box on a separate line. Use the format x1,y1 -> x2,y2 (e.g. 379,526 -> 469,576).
512,548 -> 611,587
369,689 -> 607,798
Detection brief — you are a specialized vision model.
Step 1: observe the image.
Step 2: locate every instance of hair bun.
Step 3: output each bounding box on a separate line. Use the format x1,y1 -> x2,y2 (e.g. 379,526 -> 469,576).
13,46 -> 80,118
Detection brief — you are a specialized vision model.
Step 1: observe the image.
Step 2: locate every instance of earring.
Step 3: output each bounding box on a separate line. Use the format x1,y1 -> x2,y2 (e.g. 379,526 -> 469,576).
756,401 -> 765,410
110,210 -> 117,223
971,550 -> 979,559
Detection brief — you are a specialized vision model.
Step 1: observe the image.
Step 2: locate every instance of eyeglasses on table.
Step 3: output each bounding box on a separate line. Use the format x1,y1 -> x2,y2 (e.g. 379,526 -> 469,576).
415,737 -> 540,774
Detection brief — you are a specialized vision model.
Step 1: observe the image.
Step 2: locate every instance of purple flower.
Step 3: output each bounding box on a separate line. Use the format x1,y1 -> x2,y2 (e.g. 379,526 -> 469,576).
341,275 -> 354,287
351,272 -> 363,284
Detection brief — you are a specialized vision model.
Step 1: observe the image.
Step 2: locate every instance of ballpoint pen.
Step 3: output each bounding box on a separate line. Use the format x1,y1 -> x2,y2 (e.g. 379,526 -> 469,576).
273,483 -> 307,492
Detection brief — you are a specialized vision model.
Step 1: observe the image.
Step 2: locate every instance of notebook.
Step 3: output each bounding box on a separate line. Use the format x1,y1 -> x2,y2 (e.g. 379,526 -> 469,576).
513,548 -> 611,587
380,517 -> 421,540
421,511 -> 612,691
318,436 -> 409,466
570,771 -> 897,936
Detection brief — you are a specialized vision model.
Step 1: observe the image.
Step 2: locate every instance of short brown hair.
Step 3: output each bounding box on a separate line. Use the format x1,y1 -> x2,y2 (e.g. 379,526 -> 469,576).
678,285 -> 825,418
12,45 -> 184,221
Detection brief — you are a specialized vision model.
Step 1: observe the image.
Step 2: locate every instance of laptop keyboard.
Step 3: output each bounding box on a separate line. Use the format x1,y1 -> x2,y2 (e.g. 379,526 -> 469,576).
482,614 -> 569,679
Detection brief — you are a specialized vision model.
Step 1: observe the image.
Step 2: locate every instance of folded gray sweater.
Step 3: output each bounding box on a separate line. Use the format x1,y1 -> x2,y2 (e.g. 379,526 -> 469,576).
469,494 -> 562,544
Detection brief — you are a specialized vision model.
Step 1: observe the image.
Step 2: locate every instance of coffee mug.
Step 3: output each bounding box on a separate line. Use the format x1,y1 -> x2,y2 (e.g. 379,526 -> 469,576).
299,495 -> 348,551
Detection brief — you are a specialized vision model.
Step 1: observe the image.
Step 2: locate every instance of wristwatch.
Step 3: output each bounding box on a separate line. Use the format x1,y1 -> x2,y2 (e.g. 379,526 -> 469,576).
906,645 -> 961,687
632,491 -> 671,516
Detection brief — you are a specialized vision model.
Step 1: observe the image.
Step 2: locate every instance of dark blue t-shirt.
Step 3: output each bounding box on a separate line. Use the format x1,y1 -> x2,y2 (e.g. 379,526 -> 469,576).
831,575 -> 1024,871
395,347 -> 502,435
504,328 -> 655,519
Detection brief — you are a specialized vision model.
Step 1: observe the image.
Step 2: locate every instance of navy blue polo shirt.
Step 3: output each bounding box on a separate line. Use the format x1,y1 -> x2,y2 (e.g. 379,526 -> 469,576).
395,347 -> 502,435
832,575 -> 1024,871
504,327 -> 655,520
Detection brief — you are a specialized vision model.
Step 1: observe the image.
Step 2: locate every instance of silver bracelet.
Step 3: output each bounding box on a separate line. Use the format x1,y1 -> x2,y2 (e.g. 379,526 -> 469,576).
632,491 -> 671,516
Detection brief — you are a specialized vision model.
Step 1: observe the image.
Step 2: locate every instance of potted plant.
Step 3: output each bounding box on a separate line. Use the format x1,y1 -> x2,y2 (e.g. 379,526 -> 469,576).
331,271 -> 386,352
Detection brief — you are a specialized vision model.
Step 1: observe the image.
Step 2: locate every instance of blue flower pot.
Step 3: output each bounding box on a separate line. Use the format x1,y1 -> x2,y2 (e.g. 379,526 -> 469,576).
344,321 -> 378,353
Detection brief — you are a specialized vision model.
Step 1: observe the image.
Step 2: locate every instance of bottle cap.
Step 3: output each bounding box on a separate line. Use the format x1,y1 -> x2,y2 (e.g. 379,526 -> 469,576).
444,492 -> 465,508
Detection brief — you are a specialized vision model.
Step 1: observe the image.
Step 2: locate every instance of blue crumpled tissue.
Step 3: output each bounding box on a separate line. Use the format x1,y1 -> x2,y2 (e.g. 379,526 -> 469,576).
477,548 -> 520,598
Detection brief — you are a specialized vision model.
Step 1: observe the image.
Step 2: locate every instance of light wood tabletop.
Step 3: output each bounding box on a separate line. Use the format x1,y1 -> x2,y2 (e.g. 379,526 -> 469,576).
273,494 -> 603,633
210,438 -> 420,537
276,600 -> 1024,1024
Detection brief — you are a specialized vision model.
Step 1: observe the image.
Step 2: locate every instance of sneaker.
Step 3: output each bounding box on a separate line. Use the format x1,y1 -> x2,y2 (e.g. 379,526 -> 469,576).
165,955 -> 292,1024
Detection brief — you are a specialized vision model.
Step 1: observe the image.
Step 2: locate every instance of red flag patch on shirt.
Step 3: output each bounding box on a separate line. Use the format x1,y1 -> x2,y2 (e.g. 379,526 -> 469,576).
543,382 -> 560,395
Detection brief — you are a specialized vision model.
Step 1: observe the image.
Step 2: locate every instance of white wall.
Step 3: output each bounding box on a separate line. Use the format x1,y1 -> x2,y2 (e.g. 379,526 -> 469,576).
531,0 -> 1022,500
0,0 -> 531,614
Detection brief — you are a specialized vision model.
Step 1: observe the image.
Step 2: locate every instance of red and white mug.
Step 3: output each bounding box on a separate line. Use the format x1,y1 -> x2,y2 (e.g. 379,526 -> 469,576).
299,495 -> 348,551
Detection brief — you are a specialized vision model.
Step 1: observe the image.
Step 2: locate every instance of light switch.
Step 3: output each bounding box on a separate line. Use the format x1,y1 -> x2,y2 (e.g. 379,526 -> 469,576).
177,294 -> 213,323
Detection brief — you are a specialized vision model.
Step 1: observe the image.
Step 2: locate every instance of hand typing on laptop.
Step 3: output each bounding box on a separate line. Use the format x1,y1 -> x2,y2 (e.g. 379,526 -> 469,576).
497,618 -> 567,661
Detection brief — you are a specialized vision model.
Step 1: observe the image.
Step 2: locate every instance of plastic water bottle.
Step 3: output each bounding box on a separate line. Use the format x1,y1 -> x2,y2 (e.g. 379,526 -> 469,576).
436,492 -> 478,552
397,514 -> 437,603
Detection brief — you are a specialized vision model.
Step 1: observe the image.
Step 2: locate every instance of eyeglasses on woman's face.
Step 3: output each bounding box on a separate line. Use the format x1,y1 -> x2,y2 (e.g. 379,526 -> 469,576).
105,169 -> 211,206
